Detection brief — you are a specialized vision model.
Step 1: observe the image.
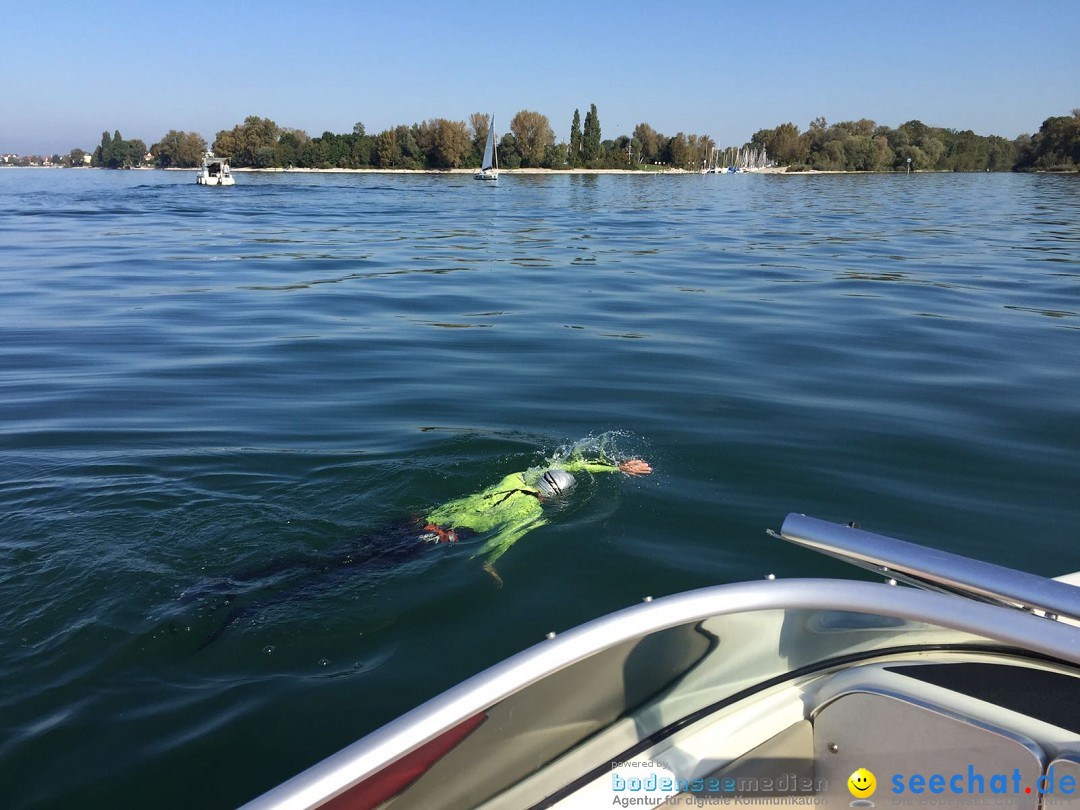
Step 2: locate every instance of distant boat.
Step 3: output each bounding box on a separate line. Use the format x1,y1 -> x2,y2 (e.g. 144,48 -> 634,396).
474,115 -> 499,182
196,153 -> 235,186
701,147 -> 721,174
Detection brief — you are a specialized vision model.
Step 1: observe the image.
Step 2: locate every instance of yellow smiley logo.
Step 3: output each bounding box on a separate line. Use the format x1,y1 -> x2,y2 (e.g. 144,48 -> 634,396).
848,768 -> 877,798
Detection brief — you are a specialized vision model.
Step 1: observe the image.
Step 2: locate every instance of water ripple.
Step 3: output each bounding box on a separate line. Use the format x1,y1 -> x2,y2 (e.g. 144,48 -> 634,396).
2,169 -> 1079,808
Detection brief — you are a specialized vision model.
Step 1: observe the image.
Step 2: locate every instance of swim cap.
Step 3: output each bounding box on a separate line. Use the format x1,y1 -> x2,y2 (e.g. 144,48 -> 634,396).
536,469 -> 575,498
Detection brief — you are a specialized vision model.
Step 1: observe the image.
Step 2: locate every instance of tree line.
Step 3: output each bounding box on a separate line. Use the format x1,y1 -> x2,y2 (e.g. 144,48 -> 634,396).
93,130 -> 149,169
198,108 -> 721,172
30,107 -> 1080,173
751,110 -> 1080,173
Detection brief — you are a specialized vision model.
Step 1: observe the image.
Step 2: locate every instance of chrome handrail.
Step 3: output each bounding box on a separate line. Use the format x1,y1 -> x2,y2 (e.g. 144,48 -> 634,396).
775,513 -> 1080,622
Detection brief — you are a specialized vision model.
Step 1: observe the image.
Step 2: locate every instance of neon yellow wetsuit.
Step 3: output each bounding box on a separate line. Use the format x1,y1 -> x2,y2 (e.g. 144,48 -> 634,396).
422,458 -> 626,565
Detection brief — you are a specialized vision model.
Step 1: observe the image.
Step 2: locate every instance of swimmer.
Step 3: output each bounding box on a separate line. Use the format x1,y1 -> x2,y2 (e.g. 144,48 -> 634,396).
420,455 -> 652,584
189,441 -> 651,644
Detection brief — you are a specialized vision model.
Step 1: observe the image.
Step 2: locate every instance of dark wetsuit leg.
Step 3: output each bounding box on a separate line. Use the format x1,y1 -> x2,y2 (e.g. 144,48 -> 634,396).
194,521 -> 467,648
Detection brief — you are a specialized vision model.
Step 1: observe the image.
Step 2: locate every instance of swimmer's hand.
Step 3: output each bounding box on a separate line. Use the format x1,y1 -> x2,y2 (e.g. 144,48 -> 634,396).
618,459 -> 652,476
483,563 -> 504,589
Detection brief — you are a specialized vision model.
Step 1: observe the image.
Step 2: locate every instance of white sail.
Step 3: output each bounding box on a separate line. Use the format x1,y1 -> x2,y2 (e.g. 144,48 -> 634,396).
475,114 -> 499,181
481,125 -> 495,171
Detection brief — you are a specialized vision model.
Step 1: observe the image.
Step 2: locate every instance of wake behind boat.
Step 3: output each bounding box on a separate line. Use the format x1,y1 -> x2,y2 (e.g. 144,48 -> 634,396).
196,152 -> 235,186
474,114 -> 499,182
241,514 -> 1080,809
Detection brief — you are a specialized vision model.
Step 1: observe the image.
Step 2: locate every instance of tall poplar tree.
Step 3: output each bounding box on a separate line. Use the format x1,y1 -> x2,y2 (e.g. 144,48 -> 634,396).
582,104 -> 601,164
93,130 -> 143,168
92,131 -> 110,167
569,109 -> 582,167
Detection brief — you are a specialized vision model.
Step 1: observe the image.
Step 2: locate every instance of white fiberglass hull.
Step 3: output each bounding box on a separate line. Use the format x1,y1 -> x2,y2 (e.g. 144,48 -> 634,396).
196,174 -> 235,186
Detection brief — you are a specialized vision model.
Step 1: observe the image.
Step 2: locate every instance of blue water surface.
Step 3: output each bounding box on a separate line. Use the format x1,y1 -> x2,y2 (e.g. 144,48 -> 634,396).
1,168 -> 1078,808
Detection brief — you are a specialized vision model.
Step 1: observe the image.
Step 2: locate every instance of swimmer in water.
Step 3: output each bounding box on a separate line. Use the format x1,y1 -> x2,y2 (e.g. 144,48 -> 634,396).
419,455 -> 652,584
188,440 -> 651,644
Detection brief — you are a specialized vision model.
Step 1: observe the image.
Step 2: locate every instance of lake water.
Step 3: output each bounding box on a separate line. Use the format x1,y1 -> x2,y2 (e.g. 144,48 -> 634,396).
2,168 -> 1079,808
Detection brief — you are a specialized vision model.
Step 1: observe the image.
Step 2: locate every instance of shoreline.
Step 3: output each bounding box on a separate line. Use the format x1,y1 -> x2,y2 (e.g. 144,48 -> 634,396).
227,165 -> 793,175
7,165 -> 996,176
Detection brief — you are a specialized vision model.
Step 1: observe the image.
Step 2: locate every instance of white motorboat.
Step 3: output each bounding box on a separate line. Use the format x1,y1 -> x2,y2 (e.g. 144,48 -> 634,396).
196,152 -> 235,186
474,114 -> 499,182
241,514 -> 1080,809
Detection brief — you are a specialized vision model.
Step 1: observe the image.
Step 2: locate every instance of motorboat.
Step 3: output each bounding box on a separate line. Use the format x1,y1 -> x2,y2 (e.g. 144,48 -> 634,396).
196,152 -> 235,186
241,514 -> 1080,809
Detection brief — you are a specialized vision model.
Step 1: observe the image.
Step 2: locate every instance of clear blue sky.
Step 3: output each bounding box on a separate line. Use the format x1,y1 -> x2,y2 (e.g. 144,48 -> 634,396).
2,0 -> 1076,155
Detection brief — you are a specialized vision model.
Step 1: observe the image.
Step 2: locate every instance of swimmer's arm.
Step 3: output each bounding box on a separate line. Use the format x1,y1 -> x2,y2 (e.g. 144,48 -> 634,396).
561,458 -> 653,475
474,517 -> 547,565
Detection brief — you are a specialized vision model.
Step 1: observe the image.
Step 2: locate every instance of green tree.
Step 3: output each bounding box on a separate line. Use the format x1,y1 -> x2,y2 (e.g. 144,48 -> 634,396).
125,138 -> 148,167
612,135 -> 631,164
843,135 -> 875,170
91,131 -> 108,167
542,142 -> 566,169
806,116 -> 829,154
319,131 -> 345,167
110,130 -> 124,166
351,133 -> 372,168
213,116 -> 281,167
984,135 -> 1017,171
666,132 -> 689,168
151,130 -> 207,168
275,129 -> 308,167
399,125 -> 425,169
372,130 -> 395,167
944,129 -> 986,171
416,118 -> 472,168
64,148 -> 88,167
632,123 -> 661,164
569,108 -> 582,167
871,135 -> 894,171
302,138 -> 330,168
898,120 -> 929,144
509,110 -> 554,167
498,132 -> 522,169
582,103 -> 601,164
92,130 -> 145,168
689,134 -> 716,170
344,123 -> 372,168
921,136 -> 946,169
750,122 -> 807,166
371,125 -> 424,169
92,130 -> 118,167
1015,112 -> 1080,170
812,139 -> 845,170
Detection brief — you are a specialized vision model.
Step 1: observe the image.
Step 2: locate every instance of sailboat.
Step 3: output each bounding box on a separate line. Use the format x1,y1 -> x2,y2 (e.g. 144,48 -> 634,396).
474,114 -> 499,181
